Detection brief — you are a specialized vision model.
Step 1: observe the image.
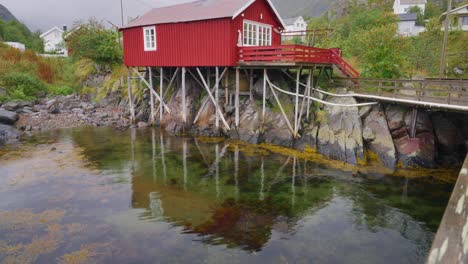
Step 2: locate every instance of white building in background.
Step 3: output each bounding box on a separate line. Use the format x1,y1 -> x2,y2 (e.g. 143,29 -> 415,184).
4,42 -> 25,51
441,4 -> 468,31
283,16 -> 307,40
40,26 -> 67,55
398,13 -> 425,36
393,0 -> 427,15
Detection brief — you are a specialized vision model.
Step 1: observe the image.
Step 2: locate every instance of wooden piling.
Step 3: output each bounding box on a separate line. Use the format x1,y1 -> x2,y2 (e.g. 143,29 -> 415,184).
215,67 -> 220,130
235,67 -> 240,128
148,67 -> 155,125
159,67 -> 164,124
182,67 -> 187,124
263,68 -> 267,123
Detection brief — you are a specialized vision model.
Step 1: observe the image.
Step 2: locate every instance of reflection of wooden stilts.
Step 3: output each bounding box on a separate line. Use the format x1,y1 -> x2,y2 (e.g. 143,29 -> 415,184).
292,155 -> 296,207
234,145 -> 239,201
127,67 -> 135,123
152,129 -> 157,182
183,138 -> 188,191
160,133 -> 167,184
148,67 -> 155,125
215,144 -> 220,198
215,67 -> 220,130
182,67 -> 187,124
260,157 -> 265,201
131,128 -> 136,171
235,67 -> 240,128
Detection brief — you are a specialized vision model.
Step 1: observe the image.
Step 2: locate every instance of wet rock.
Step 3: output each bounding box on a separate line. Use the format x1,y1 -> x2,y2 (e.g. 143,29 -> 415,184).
362,105 -> 396,169
296,122 -> 318,151
431,113 -> 464,154
260,107 -> 294,148
232,102 -> 262,144
0,109 -> 19,125
316,96 -> 364,165
0,124 -> 19,145
2,102 -> 19,112
394,133 -> 435,168
137,121 -> 148,128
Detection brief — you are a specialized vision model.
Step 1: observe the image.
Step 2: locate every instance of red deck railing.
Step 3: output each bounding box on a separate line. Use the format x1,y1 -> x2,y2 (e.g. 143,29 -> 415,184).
238,45 -> 360,79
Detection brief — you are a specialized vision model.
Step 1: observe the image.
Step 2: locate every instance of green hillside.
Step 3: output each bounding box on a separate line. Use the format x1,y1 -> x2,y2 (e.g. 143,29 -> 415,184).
0,4 -> 17,22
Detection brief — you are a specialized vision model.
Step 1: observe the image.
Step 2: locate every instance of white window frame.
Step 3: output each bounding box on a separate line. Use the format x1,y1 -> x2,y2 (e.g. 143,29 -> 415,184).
143,26 -> 157,51
243,20 -> 272,47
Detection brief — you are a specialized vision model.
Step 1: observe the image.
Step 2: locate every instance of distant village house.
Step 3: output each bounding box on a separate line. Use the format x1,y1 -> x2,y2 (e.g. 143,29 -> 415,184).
40,26 -> 67,55
441,4 -> 468,31
282,16 -> 307,40
393,0 -> 426,15
393,0 -> 426,36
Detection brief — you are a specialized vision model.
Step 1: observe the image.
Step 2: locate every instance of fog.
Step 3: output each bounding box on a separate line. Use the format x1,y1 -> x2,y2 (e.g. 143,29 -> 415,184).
1,0 -> 196,32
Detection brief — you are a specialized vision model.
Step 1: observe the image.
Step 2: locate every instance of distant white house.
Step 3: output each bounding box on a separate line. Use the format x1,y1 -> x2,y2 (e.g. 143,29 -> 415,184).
393,0 -> 427,15
397,13 -> 425,36
283,16 -> 307,40
441,4 -> 468,31
4,42 -> 25,51
40,26 -> 67,55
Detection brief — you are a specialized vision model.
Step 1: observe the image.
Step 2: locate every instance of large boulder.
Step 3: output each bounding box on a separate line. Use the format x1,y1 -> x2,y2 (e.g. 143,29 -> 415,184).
362,105 -> 396,169
192,95 -> 223,136
161,77 -> 202,134
232,102 -> 262,144
2,102 -> 19,112
316,96 -> 364,165
0,109 -> 19,125
385,105 -> 435,168
260,109 -> 294,147
431,112 -> 464,154
0,124 -> 19,146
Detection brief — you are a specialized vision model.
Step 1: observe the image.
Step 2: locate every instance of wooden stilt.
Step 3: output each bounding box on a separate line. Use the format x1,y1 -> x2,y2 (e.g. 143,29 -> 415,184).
192,68 -> 227,124
126,67 -> 136,123
155,68 -> 180,114
159,67 -> 164,124
294,67 -> 302,137
182,67 -> 187,124
307,67 -> 314,121
132,68 -> 171,113
263,68 -> 267,123
410,108 -> 418,139
249,69 -> 254,101
225,70 -> 229,107
215,67 -> 220,130
196,68 -> 231,130
148,67 -> 155,125
235,67 -> 240,128
265,74 -> 295,136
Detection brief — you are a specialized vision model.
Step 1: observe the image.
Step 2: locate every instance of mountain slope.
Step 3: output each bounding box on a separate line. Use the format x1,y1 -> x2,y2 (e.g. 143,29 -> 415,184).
272,0 -> 332,19
0,4 -> 17,22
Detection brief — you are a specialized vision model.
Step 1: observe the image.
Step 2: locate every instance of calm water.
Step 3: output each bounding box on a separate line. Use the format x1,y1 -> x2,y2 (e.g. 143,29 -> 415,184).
0,127 -> 456,264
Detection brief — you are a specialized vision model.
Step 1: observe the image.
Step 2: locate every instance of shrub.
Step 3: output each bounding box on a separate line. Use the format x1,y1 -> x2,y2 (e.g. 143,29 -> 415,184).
1,73 -> 47,98
47,85 -> 75,95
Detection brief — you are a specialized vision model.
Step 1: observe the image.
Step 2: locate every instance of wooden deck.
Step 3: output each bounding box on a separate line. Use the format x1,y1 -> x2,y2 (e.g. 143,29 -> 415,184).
427,155 -> 468,264
333,78 -> 468,112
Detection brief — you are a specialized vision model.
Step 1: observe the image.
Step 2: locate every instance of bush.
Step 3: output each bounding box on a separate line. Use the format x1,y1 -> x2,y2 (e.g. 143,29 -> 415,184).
47,85 -> 75,95
1,73 -> 47,98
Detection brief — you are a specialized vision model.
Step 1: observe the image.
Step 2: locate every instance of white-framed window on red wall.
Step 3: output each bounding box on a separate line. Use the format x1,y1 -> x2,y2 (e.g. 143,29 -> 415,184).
243,20 -> 272,46
143,26 -> 157,51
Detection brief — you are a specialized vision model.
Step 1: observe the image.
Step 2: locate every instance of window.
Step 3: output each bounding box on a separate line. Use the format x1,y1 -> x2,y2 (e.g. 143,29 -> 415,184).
143,26 -> 156,51
463,16 -> 468,26
243,21 -> 272,46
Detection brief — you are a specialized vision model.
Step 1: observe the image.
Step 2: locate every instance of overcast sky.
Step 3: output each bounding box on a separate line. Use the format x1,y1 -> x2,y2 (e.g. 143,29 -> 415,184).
1,0 -> 196,32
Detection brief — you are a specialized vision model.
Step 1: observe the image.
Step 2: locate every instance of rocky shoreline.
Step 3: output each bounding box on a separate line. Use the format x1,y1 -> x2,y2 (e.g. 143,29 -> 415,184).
1,72 -> 467,172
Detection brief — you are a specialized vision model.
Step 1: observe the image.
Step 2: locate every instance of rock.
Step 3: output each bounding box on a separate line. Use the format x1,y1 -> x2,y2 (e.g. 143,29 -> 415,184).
431,113 -> 464,154
0,109 -> 19,125
17,107 -> 34,114
46,99 -> 57,109
385,105 -> 407,132
362,105 -> 396,169
316,96 -> 364,165
296,122 -> 318,151
0,124 -> 19,145
394,133 -> 435,168
49,107 -> 60,114
37,91 -> 46,98
359,105 -> 373,119
232,102 -> 262,144
137,122 -> 148,128
2,102 -> 19,111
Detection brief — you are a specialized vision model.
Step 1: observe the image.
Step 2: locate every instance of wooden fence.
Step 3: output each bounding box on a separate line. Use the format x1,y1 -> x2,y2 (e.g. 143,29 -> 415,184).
332,78 -> 468,107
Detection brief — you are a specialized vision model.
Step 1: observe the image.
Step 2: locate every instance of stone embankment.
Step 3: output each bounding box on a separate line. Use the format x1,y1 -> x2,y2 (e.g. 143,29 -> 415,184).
2,71 -> 467,171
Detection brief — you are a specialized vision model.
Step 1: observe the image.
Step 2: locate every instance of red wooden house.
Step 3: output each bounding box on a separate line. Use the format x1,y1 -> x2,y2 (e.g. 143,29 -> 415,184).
121,0 -> 285,67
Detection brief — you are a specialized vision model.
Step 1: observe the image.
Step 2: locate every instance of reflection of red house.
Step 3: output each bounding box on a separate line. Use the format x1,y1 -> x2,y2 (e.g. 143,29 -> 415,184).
120,0 -> 285,67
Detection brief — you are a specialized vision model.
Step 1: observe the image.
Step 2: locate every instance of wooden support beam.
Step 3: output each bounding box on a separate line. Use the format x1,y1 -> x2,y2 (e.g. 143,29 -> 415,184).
249,69 -> 254,101
225,69 -> 229,107
132,68 -> 171,113
148,67 -> 155,125
235,67 -> 240,128
182,67 -> 187,124
298,69 -> 312,131
307,67 -> 314,121
196,68 -> 231,130
294,66 -> 302,137
192,68 -> 227,124
215,67 -> 220,129
265,73 -> 296,137
410,108 -> 418,139
263,69 -> 267,124
126,67 -> 136,123
155,68 -> 180,114
159,67 -> 164,123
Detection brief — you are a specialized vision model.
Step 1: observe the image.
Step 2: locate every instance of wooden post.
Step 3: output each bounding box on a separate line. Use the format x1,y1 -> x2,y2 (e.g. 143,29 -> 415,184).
182,67 -> 187,124
225,69 -> 229,107
307,67 -> 314,121
215,67 -> 220,130
263,68 -> 267,123
294,67 -> 302,137
410,108 -> 418,139
235,67 -> 240,128
159,68 -> 164,124
126,67 -> 135,123
148,67 -> 155,125
249,69 -> 254,101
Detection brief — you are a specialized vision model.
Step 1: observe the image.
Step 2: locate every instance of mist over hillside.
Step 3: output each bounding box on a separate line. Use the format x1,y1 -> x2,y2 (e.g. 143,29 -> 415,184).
0,4 -> 17,22
272,0 -> 332,19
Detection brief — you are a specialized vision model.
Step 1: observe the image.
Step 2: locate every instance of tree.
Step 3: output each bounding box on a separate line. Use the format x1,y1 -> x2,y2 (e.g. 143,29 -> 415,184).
66,19 -> 122,66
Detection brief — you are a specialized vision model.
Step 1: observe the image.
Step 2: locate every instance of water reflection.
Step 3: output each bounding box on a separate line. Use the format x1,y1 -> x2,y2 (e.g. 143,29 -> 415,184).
0,127 -> 456,264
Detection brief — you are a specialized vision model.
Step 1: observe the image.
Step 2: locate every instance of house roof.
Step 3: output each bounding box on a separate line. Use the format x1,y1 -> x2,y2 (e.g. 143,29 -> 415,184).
121,0 -> 286,29
40,27 -> 64,38
399,0 -> 426,5
283,16 -> 302,26
441,4 -> 468,18
398,13 -> 417,21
